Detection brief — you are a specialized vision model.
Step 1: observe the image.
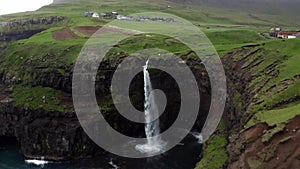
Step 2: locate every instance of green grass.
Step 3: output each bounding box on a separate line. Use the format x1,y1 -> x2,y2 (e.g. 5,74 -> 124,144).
247,102 -> 300,128
1,0 -> 299,27
0,37 -> 85,70
13,85 -> 64,112
221,38 -> 300,130
195,122 -> 228,169
206,30 -> 265,45
259,41 -> 300,100
111,34 -> 191,56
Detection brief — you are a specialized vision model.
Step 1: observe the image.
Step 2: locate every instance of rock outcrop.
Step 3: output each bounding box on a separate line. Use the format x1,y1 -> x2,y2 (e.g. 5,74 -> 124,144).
223,45 -> 300,169
0,99 -> 101,160
0,16 -> 65,42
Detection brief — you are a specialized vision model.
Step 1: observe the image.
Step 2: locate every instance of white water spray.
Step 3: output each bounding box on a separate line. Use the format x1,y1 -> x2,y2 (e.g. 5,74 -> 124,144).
191,132 -> 203,144
136,60 -> 165,154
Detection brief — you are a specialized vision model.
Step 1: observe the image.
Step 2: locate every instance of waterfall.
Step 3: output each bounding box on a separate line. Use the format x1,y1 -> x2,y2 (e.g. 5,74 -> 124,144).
136,60 -> 165,154
143,60 -> 160,145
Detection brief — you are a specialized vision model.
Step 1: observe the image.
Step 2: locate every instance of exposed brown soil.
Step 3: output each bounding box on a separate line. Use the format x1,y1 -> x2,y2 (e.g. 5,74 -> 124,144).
244,123 -> 269,142
74,26 -> 101,36
52,28 -> 79,40
74,26 -> 136,37
224,46 -> 300,168
228,115 -> 300,169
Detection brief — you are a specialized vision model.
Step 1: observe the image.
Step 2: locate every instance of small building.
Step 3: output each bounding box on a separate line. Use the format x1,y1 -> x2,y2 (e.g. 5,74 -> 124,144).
84,11 -> 98,17
275,27 -> 282,32
84,11 -> 94,17
84,12 -> 90,17
112,11 -> 118,15
277,31 -> 300,39
92,12 -> 100,18
116,15 -> 132,20
101,12 -> 118,19
270,27 -> 282,37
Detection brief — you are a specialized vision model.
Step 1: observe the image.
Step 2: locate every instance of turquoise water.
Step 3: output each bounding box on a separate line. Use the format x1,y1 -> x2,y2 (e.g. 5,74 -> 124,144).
0,137 -> 202,169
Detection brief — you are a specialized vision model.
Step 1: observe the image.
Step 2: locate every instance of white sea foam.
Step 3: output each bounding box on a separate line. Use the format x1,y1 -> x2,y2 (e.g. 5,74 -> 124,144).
25,157 -> 49,167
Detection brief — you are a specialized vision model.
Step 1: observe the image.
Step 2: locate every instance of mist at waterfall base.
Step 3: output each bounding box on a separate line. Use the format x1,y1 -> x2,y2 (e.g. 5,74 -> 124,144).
0,61 -> 204,169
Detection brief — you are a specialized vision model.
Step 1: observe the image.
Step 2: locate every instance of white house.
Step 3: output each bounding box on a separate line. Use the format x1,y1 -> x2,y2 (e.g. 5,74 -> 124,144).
287,36 -> 297,39
92,12 -> 100,18
277,31 -> 300,39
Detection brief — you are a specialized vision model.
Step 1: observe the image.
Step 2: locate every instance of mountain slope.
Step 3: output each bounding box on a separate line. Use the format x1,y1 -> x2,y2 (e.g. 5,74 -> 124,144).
0,0 -> 299,168
43,0 -> 300,27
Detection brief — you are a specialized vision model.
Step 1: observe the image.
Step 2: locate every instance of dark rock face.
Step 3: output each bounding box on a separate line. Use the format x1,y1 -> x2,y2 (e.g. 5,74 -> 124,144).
0,101 -> 101,160
0,17 -> 64,28
0,29 -> 46,42
97,57 -> 211,135
222,48 -> 258,128
0,55 -> 211,160
0,16 -> 65,42
221,46 -> 299,168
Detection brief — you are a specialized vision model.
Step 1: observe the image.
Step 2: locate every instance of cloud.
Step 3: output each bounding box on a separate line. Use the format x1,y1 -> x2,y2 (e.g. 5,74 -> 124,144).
0,0 -> 53,15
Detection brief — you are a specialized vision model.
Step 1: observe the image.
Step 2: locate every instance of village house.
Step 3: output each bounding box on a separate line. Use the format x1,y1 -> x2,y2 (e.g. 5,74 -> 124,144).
84,11 -> 117,19
101,12 -> 118,19
92,12 -> 100,18
277,31 -> 300,39
84,11 -> 92,17
112,11 -> 118,15
269,27 -> 282,37
116,15 -> 132,20
269,27 -> 300,39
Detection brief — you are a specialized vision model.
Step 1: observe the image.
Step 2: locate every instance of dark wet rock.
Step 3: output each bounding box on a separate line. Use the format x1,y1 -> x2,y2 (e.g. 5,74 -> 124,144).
0,16 -> 64,28
0,101 -> 102,161
0,29 -> 45,42
0,56 -> 211,160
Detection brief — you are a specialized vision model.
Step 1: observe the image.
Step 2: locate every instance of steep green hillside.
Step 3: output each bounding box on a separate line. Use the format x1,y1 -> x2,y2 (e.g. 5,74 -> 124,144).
0,0 -> 299,168
222,38 -> 300,169
242,39 -> 300,127
195,38 -> 300,169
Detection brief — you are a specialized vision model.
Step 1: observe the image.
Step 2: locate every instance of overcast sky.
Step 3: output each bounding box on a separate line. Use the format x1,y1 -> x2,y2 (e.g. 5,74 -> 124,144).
0,0 -> 53,15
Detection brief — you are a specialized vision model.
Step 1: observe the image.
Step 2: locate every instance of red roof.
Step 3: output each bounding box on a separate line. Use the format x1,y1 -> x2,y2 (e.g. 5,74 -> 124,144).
278,31 -> 300,36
